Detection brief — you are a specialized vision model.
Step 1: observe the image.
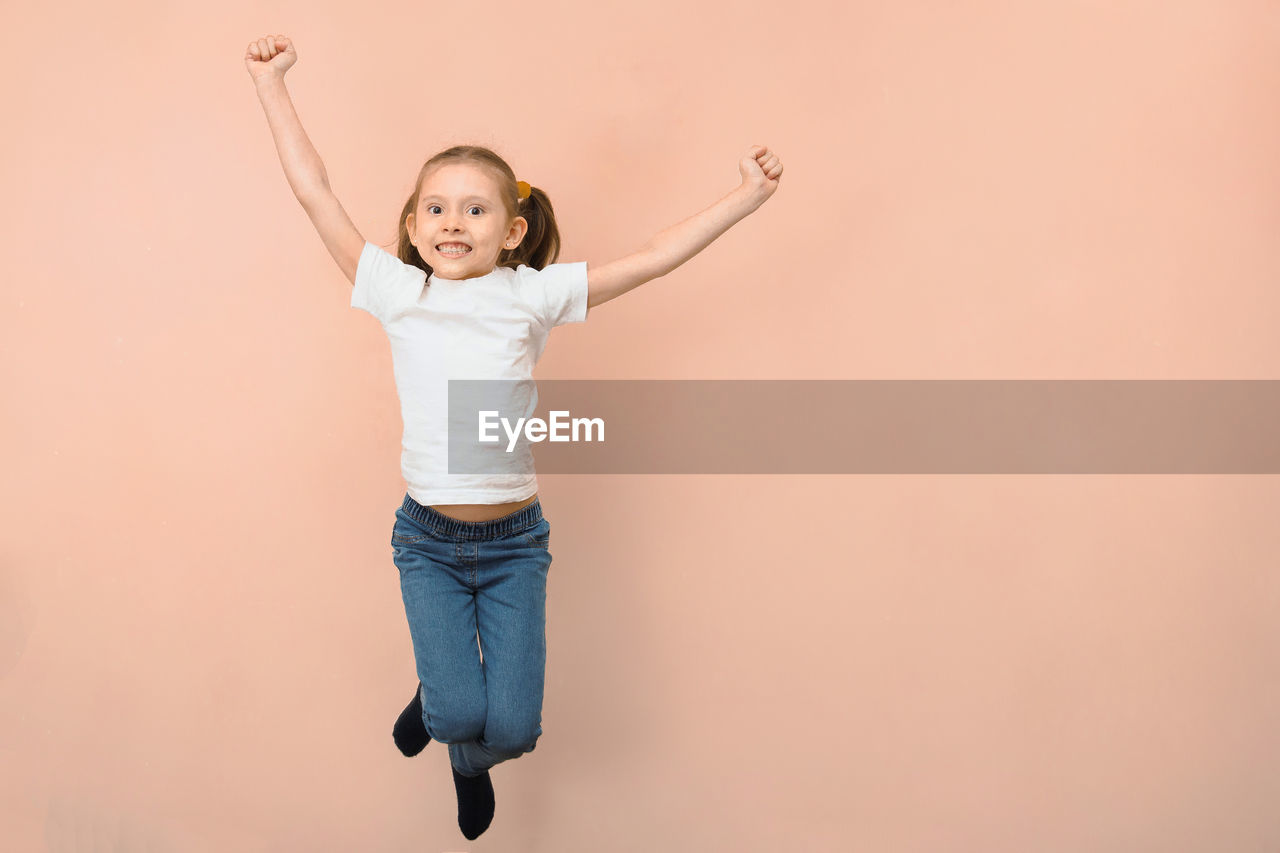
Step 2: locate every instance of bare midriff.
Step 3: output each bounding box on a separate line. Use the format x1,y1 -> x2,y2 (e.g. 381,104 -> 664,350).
429,492 -> 539,523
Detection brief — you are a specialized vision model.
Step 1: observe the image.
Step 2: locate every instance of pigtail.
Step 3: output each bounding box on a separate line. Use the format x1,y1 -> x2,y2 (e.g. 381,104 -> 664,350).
396,189 -> 433,277
503,186 -> 561,272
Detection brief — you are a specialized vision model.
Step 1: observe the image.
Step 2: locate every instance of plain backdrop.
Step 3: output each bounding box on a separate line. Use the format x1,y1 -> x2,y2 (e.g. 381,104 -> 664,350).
3,1 -> 1280,851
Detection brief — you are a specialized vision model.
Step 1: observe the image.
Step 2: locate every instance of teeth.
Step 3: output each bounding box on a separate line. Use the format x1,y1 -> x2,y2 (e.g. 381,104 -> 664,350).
437,244 -> 471,255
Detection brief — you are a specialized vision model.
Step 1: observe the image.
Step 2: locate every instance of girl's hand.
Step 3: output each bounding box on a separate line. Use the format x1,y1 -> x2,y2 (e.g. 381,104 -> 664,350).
738,145 -> 783,206
244,35 -> 297,83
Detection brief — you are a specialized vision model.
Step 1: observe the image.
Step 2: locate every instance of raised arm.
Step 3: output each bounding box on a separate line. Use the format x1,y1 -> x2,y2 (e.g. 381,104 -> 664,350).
585,145 -> 784,310
246,35 -> 364,285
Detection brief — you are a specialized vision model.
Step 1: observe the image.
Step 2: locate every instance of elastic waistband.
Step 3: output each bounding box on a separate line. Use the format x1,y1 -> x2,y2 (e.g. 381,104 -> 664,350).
399,493 -> 544,541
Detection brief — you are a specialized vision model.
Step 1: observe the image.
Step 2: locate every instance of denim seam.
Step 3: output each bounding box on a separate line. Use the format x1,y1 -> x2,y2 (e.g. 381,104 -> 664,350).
392,531 -> 443,544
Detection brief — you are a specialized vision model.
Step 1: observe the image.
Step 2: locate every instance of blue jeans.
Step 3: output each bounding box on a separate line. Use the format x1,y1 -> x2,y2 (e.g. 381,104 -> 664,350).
390,494 -> 552,777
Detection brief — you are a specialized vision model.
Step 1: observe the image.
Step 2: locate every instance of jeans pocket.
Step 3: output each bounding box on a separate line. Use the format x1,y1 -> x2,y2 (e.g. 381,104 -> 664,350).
522,518 -> 551,548
391,511 -> 443,545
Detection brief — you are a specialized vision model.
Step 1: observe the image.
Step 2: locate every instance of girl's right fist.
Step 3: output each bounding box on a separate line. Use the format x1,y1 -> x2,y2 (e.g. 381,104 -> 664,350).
244,35 -> 296,82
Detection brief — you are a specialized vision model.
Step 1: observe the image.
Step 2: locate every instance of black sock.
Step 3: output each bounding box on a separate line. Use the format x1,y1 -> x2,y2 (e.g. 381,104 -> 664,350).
452,766 -> 495,840
392,682 -> 431,757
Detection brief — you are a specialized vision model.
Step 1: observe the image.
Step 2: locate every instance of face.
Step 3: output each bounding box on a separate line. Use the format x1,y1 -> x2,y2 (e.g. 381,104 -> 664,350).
407,162 -> 527,281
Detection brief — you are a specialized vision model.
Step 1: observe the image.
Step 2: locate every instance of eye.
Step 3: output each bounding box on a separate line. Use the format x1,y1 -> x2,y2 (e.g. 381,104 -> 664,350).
424,204 -> 483,215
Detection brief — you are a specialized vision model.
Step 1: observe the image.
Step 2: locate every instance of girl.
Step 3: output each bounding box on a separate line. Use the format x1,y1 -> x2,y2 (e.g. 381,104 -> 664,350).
245,33 -> 782,841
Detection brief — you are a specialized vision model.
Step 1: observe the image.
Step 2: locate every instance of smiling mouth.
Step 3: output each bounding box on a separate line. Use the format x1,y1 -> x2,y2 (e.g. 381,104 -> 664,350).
436,243 -> 473,256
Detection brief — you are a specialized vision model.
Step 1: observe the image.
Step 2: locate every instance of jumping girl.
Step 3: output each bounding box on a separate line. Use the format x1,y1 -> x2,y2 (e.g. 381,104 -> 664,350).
245,33 -> 783,841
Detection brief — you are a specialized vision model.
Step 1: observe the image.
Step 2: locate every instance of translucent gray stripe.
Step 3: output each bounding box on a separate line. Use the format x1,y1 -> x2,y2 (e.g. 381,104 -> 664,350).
445,380 -> 1280,474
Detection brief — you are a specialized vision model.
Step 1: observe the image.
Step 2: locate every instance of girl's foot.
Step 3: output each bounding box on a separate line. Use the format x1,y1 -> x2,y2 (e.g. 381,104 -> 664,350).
392,681 -> 431,757
452,766 -> 495,840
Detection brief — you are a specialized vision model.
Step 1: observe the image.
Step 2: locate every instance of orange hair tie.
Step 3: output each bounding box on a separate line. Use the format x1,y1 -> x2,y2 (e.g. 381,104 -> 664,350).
516,180 -> 531,201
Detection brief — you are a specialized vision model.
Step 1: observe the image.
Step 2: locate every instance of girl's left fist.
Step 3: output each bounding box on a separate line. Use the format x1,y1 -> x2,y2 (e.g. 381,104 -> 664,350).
738,145 -> 783,204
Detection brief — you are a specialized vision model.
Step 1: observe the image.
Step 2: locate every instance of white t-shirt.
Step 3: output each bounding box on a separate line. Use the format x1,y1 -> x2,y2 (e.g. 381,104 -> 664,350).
351,241 -> 589,505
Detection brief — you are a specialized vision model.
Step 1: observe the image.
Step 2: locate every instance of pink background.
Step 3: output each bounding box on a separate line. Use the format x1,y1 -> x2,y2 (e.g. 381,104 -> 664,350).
4,1 -> 1280,850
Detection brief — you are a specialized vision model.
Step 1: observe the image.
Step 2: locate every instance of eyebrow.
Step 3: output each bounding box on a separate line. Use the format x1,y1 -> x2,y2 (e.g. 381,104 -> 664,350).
421,195 -> 492,204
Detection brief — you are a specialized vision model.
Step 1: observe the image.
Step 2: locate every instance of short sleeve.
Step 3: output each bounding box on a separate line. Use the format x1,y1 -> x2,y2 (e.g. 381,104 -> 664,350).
350,241 -> 427,325
519,261 -> 589,329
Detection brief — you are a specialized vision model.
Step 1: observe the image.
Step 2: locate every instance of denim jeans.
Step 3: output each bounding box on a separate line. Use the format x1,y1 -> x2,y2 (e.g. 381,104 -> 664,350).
390,493 -> 552,777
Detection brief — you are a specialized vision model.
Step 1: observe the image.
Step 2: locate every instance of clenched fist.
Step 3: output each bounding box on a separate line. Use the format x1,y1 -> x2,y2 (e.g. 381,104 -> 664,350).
738,145 -> 784,207
244,35 -> 297,83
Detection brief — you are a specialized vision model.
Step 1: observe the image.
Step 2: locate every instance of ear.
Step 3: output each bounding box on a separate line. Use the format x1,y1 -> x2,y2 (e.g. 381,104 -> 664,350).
405,211 -> 416,246
506,216 -> 528,248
